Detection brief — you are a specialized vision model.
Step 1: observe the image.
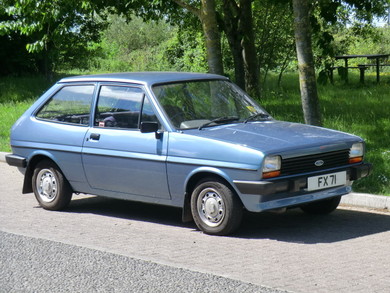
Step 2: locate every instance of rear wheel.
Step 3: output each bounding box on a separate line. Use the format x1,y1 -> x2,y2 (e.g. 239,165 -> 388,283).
32,160 -> 72,210
191,178 -> 243,235
300,196 -> 341,214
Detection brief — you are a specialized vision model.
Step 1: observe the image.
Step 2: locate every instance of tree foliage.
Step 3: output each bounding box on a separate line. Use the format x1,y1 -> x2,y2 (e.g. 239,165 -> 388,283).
253,0 -> 295,84
89,14 -> 207,73
1,0 -> 390,112
0,4 -> 36,75
311,0 -> 389,61
0,0 -> 107,76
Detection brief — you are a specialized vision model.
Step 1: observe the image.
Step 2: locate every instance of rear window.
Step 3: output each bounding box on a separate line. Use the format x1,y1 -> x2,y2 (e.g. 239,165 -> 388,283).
36,85 -> 94,125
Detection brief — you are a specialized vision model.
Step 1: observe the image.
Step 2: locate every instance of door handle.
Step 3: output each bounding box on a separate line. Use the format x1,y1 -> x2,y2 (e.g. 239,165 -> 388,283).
89,133 -> 100,141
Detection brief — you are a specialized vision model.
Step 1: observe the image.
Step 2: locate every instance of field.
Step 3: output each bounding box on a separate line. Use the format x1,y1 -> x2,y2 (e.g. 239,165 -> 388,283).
1,72 -> 389,195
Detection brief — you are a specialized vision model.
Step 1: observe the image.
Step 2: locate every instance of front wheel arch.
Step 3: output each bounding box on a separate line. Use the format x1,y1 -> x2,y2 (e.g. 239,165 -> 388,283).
189,176 -> 243,235
182,172 -> 242,223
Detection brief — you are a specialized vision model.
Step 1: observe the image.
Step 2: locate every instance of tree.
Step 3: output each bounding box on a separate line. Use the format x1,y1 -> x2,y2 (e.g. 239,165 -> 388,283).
220,0 -> 245,88
292,0 -> 322,126
308,0 -> 389,70
252,0 -> 295,85
0,0 -> 106,77
93,14 -> 208,73
174,0 -> 224,75
133,0 -> 260,96
97,0 -> 226,76
136,0 -> 261,95
290,0 -> 388,126
239,0 -> 260,97
0,4 -> 37,75
219,0 -> 260,96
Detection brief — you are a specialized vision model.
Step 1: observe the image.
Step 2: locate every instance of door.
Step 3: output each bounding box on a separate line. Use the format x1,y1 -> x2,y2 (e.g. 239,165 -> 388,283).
82,84 -> 170,199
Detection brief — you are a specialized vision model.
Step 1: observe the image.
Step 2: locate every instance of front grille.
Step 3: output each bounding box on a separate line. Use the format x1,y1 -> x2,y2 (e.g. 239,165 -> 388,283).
281,149 -> 350,176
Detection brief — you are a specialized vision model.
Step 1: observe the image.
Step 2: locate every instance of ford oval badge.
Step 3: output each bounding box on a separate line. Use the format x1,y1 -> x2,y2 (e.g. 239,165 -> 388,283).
315,160 -> 324,167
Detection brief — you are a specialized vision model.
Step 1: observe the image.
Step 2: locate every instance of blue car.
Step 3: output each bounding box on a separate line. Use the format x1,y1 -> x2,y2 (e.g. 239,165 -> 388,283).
6,72 -> 372,235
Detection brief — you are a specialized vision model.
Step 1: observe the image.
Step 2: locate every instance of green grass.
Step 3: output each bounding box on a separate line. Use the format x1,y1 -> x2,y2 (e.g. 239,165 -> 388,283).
0,75 -> 59,152
1,72 -> 389,195
0,75 -> 55,103
0,74 -> 72,152
0,100 -> 33,151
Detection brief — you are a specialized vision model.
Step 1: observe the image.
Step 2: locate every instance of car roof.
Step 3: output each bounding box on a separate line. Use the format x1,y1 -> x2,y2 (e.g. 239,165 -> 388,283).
58,72 -> 229,86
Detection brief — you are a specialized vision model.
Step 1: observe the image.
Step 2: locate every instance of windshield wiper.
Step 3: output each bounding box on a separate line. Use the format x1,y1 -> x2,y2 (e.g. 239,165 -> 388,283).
244,113 -> 270,123
198,116 -> 240,130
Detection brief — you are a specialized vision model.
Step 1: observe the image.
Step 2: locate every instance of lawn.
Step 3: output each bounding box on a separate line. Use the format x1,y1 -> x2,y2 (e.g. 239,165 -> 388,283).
0,75 -> 56,151
0,72 -> 389,195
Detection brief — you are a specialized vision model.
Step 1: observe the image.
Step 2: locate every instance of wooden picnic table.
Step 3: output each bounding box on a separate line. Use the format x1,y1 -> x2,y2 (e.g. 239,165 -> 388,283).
335,54 -> 390,83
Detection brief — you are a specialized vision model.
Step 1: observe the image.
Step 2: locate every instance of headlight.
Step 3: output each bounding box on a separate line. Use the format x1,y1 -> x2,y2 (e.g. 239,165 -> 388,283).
262,155 -> 281,179
349,142 -> 364,164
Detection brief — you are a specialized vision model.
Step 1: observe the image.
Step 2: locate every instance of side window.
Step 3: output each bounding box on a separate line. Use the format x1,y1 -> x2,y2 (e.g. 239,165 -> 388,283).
96,86 -> 143,129
36,85 -> 94,125
96,85 -> 160,130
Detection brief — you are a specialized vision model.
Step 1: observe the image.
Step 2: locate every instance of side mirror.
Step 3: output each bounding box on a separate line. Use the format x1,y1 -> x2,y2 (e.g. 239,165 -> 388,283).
140,122 -> 161,138
140,122 -> 158,133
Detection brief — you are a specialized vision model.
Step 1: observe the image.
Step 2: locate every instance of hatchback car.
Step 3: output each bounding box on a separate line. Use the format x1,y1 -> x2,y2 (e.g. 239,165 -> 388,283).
6,72 -> 371,235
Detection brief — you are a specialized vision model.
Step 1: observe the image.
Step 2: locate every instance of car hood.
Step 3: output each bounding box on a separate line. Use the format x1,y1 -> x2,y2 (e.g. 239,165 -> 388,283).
183,121 -> 361,156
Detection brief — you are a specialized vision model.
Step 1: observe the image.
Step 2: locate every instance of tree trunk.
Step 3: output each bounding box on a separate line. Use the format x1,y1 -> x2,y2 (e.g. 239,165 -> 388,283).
292,0 -> 322,126
222,0 -> 245,89
200,0 -> 224,75
239,0 -> 260,97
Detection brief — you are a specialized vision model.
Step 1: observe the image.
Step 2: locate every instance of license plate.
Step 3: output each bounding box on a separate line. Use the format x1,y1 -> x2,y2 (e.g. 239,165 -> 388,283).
307,171 -> 347,191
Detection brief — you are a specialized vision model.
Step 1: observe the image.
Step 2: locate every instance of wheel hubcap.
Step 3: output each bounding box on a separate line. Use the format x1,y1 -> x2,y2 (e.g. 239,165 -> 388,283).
197,188 -> 225,227
36,169 -> 57,203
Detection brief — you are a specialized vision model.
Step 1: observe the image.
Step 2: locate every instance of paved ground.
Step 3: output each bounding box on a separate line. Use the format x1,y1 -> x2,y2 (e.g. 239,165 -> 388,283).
1,232 -> 284,293
1,162 -> 389,293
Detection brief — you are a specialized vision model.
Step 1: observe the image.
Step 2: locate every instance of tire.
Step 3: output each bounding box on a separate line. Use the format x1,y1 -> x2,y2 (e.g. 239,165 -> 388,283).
300,196 -> 341,215
190,177 -> 243,236
32,160 -> 72,211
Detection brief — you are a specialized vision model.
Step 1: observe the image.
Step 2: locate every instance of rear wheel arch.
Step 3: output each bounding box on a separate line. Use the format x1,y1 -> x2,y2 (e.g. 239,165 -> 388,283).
23,155 -> 66,194
31,159 -> 73,210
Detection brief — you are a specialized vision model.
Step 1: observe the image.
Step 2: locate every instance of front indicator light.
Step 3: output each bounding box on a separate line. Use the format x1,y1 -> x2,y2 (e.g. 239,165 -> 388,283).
262,170 -> 281,179
349,156 -> 363,164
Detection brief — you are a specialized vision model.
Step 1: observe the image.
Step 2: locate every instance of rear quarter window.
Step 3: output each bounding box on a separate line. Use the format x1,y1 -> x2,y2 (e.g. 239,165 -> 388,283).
36,85 -> 94,125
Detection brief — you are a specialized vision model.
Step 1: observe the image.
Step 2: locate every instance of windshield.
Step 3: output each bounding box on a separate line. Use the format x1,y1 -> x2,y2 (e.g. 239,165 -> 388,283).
152,80 -> 271,129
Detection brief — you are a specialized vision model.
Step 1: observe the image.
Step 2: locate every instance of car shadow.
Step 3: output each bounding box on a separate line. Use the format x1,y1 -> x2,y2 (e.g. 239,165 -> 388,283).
66,195 -> 193,229
236,208 -> 390,243
66,195 -> 390,244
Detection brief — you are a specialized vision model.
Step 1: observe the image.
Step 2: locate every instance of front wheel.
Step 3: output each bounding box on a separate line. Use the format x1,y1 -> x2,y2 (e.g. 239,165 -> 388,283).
191,178 -> 243,236
300,196 -> 341,214
32,160 -> 72,210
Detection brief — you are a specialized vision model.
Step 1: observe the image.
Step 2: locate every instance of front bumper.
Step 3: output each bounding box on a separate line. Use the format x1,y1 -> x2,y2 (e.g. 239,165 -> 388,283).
233,163 -> 372,212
